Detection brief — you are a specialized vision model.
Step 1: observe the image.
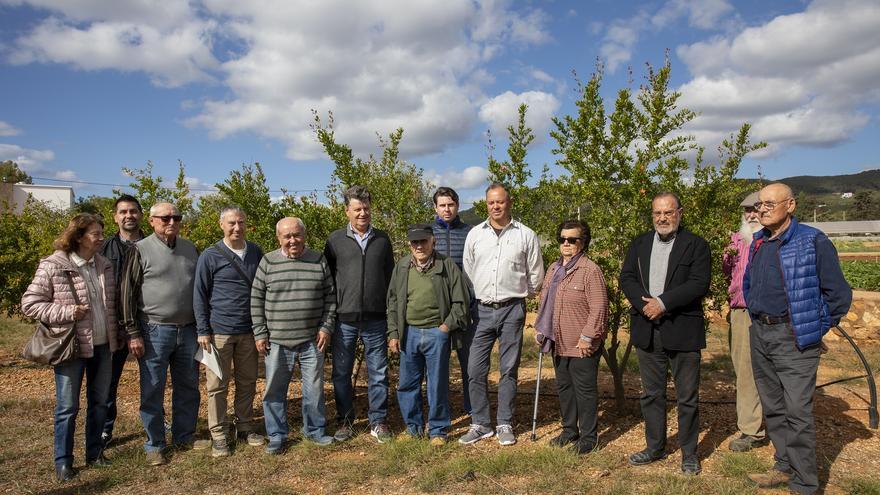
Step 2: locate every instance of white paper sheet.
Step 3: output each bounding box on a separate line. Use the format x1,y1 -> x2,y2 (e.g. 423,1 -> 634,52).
194,344 -> 223,380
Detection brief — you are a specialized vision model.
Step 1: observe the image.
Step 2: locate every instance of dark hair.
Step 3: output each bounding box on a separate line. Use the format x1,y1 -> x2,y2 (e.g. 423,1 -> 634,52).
343,185 -> 371,207
114,194 -> 142,212
652,191 -> 681,209
53,213 -> 104,253
557,219 -> 591,252
432,187 -> 459,205
485,182 -> 510,198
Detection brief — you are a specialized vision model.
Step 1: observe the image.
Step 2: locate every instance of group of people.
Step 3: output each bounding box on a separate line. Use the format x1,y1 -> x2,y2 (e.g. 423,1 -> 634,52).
21,181 -> 850,495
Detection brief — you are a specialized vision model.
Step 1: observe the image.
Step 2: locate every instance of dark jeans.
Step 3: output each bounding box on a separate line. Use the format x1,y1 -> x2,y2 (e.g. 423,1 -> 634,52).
331,320 -> 389,425
54,344 -> 112,467
553,354 -> 600,446
750,320 -> 820,495
455,324 -> 474,415
636,329 -> 701,457
467,301 -> 525,427
102,344 -> 129,437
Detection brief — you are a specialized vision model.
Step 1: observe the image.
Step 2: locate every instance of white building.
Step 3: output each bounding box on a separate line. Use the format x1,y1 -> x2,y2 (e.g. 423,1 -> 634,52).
0,183 -> 75,213
841,192 -> 854,199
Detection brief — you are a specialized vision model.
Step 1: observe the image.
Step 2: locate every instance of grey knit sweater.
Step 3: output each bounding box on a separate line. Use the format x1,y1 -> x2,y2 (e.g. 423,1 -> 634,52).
250,248 -> 336,348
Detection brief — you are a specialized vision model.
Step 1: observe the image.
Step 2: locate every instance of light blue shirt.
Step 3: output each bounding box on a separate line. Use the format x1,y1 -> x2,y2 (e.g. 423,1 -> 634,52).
347,224 -> 373,253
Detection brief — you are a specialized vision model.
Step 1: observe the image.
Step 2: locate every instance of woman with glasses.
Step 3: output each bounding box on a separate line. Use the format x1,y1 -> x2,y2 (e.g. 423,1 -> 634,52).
21,213 -> 122,481
534,219 -> 609,454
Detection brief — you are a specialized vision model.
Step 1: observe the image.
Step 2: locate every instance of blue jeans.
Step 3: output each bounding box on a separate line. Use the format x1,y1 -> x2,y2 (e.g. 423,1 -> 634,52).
54,344 -> 112,467
138,322 -> 200,452
263,339 -> 327,442
397,326 -> 451,438
331,320 -> 389,425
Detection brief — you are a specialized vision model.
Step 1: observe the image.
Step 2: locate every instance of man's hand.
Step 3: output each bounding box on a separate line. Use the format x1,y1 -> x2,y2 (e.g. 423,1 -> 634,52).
641,296 -> 664,321
198,335 -> 212,352
576,339 -> 594,357
255,339 -> 269,357
316,331 -> 329,353
129,337 -> 145,359
389,339 -> 400,353
439,323 -> 449,333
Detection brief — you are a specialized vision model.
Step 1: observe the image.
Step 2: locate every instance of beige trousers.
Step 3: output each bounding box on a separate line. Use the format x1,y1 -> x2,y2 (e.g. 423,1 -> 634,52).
206,333 -> 259,442
729,308 -> 765,438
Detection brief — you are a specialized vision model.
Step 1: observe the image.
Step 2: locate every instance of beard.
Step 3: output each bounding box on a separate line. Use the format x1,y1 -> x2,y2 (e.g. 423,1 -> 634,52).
739,217 -> 760,246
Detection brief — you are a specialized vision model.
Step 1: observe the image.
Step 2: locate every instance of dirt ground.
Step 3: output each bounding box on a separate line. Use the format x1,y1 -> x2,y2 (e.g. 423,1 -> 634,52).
0,315 -> 878,494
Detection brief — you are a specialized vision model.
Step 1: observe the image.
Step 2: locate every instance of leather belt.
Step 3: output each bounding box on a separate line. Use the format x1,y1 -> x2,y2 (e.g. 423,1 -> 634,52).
754,313 -> 790,325
478,298 -> 522,310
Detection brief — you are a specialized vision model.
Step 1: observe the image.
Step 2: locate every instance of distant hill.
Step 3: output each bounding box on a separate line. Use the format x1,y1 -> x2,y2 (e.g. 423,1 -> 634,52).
769,169 -> 880,194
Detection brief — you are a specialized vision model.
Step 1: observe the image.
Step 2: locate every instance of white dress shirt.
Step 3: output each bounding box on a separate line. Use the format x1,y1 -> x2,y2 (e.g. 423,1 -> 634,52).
463,219 -> 545,303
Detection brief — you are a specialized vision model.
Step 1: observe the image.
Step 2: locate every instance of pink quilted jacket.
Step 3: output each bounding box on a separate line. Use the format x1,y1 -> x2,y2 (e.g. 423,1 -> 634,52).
21,250 -> 122,358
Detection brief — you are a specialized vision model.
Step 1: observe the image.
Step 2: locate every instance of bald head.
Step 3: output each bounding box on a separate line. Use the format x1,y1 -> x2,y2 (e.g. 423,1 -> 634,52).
276,217 -> 306,258
757,183 -> 796,235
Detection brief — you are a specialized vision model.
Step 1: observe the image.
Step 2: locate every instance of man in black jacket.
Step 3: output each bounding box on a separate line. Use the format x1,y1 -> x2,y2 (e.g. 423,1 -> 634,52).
619,192 -> 710,475
323,185 -> 395,443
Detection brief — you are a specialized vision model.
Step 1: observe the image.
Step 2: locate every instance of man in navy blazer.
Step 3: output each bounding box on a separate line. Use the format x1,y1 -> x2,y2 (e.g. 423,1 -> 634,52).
619,192 -> 711,475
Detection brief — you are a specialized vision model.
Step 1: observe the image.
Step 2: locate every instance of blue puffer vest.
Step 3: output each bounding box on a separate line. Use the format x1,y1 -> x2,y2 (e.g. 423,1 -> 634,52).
432,216 -> 472,270
745,217 -> 832,349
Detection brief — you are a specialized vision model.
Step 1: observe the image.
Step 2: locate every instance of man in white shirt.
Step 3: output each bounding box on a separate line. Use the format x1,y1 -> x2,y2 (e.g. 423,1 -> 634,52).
458,183 -> 544,446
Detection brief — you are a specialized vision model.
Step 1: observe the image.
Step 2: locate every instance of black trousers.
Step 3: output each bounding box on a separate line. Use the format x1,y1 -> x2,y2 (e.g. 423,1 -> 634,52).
553,353 -> 600,446
750,319 -> 820,495
636,329 -> 701,456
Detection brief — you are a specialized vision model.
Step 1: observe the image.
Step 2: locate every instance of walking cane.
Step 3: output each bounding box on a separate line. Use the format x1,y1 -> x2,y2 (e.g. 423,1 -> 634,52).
531,350 -> 544,441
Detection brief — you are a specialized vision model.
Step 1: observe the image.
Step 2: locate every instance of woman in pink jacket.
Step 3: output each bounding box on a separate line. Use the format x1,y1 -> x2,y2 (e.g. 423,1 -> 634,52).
21,213 -> 122,481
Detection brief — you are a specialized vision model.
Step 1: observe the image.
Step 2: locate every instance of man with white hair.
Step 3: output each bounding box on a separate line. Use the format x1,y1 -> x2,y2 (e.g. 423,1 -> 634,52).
722,191 -> 766,452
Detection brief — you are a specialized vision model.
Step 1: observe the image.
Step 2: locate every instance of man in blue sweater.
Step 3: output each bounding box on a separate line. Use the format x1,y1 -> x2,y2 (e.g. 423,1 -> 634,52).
431,187 -> 474,415
193,206 -> 265,457
744,183 -> 851,495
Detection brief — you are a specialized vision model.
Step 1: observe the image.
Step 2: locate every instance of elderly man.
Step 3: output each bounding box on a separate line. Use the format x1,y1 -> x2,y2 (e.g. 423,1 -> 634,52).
744,183 -> 851,495
388,224 -> 470,446
459,183 -> 544,446
619,192 -> 710,475
252,217 -> 336,454
431,186 -> 474,416
193,206 -> 265,457
722,191 -> 766,452
120,202 -> 200,466
100,194 -> 145,447
324,185 -> 395,443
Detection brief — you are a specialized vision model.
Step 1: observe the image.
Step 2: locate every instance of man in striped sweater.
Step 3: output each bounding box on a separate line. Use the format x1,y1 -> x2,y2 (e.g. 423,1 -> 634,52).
250,217 -> 336,454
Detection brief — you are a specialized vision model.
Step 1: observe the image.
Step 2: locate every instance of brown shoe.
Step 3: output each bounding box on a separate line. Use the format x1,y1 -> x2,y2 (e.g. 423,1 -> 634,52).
145,450 -> 167,466
748,469 -> 791,488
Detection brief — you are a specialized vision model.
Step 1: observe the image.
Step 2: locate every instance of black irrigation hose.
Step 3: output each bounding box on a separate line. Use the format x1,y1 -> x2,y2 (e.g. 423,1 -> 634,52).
823,325 -> 878,429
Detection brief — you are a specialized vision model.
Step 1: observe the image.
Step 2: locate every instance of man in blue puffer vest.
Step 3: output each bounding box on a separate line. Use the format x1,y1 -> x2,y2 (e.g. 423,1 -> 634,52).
743,183 -> 852,495
431,186 -> 474,416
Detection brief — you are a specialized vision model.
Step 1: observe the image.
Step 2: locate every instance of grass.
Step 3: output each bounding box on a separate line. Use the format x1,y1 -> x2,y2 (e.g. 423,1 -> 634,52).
841,476 -> 880,495
841,260 -> 880,291
833,240 -> 880,253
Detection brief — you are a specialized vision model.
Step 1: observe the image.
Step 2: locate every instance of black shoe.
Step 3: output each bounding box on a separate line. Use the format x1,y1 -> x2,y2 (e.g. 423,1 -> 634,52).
550,433 -> 579,447
628,448 -> 666,466
681,455 -> 701,475
576,440 -> 598,455
87,454 -> 112,467
55,464 -> 77,482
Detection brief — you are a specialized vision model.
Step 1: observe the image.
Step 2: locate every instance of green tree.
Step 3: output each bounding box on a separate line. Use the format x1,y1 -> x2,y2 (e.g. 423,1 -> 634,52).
547,59 -> 764,412
310,111 -> 433,256
73,195 -> 116,229
852,191 -> 877,220
116,160 -> 195,237
0,160 -> 32,184
214,162 -> 282,250
0,198 -> 67,316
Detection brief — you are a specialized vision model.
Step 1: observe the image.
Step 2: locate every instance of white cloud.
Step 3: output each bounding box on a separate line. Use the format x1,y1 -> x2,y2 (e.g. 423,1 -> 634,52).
0,142 -> 75,180
677,0 -> 880,153
0,121 -> 21,136
478,91 -> 560,143
426,166 -> 488,190
652,0 -> 734,30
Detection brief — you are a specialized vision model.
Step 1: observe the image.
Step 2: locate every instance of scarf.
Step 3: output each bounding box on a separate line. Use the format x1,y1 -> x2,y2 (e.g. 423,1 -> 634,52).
534,252 -> 583,353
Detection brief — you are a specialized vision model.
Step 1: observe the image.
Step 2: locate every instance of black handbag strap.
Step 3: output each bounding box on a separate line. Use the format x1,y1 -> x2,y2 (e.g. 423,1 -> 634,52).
214,241 -> 251,284
65,270 -> 83,306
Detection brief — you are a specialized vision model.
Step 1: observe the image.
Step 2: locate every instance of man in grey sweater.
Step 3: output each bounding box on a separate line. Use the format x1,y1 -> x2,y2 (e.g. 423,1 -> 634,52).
251,217 -> 336,454
119,202 -> 200,467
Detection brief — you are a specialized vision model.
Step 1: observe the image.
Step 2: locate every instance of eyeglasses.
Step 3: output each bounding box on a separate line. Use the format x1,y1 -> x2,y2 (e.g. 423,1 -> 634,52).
753,199 -> 792,211
151,215 -> 182,224
557,236 -> 581,245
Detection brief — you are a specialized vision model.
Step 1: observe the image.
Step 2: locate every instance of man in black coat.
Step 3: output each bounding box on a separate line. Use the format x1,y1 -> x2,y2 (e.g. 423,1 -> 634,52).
619,192 -> 711,475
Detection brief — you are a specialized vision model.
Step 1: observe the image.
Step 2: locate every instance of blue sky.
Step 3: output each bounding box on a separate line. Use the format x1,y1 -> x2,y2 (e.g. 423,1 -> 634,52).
1,0 -> 878,208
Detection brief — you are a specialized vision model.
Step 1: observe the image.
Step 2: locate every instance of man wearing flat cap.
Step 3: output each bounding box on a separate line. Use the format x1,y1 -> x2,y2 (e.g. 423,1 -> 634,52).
387,224 -> 470,446
722,191 -> 766,452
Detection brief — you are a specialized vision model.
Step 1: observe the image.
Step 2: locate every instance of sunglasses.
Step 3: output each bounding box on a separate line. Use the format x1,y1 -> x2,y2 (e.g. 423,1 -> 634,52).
152,215 -> 183,224
558,236 -> 581,245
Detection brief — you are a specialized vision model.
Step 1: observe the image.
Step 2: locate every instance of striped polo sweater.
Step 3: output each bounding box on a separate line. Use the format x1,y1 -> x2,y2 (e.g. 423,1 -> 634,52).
250,247 -> 336,348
